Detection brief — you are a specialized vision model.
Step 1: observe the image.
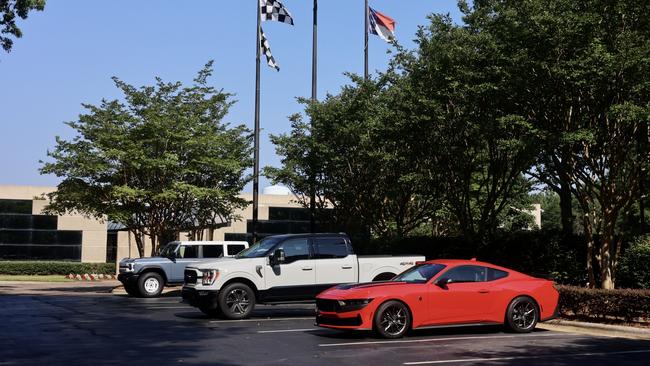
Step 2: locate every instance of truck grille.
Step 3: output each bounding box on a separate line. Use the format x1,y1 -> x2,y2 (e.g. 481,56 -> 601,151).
184,269 -> 197,284
316,299 -> 339,312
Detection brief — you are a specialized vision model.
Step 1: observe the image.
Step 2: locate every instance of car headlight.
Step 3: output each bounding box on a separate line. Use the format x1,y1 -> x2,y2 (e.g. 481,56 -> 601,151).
202,270 -> 219,285
337,299 -> 373,312
124,262 -> 135,272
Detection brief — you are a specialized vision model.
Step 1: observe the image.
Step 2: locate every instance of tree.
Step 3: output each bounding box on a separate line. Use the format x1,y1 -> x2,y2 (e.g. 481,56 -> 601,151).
1,0 -> 45,53
41,62 -> 253,256
460,0 -> 650,288
394,13 -> 538,245
266,74 -> 443,238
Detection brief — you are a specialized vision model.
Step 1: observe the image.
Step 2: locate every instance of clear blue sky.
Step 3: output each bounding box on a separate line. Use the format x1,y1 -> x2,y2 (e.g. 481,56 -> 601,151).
0,0 -> 463,191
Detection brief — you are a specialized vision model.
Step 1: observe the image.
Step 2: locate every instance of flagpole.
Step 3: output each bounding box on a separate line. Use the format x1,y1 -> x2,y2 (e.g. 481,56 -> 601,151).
252,0 -> 262,244
364,0 -> 369,80
309,0 -> 318,234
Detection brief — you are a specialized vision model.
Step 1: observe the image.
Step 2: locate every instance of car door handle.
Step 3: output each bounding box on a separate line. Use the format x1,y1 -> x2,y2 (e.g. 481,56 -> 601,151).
478,289 -> 490,294
302,267 -> 313,271
341,266 -> 353,269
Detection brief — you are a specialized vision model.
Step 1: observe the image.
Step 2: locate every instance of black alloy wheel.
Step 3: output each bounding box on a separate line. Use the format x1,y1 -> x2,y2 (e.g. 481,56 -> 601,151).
373,300 -> 411,339
505,296 -> 539,333
218,283 -> 255,320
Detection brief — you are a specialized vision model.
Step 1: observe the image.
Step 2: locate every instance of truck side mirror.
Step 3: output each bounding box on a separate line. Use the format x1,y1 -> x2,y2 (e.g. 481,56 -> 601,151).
271,249 -> 286,266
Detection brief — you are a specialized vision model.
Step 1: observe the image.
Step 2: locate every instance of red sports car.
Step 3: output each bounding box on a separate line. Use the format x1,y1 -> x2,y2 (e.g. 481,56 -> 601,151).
315,259 -> 559,338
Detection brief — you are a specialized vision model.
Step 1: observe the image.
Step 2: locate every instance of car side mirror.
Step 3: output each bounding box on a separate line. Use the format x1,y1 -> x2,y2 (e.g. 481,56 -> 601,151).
434,277 -> 452,288
271,249 -> 286,266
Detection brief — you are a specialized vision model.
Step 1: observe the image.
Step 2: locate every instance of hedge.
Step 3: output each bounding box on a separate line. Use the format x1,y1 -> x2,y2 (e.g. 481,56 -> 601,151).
0,261 -> 115,275
558,285 -> 650,324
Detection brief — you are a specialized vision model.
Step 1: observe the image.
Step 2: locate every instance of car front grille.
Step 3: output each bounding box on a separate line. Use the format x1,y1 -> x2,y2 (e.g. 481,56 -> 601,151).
316,299 -> 339,313
184,269 -> 197,284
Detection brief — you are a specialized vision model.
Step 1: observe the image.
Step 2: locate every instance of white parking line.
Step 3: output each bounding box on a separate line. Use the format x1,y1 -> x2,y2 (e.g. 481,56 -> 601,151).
319,333 -> 576,347
257,328 -> 317,334
210,317 -> 314,323
403,349 -> 650,365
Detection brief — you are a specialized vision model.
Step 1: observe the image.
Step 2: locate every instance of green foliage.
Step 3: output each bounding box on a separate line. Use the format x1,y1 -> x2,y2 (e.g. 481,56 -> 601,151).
617,235 -> 650,289
558,285 -> 650,323
0,0 -> 45,52
40,62 -> 252,256
0,261 -> 114,275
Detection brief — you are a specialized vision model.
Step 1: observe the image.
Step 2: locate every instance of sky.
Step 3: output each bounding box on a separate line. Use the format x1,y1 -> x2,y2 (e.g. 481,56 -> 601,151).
0,0 -> 463,191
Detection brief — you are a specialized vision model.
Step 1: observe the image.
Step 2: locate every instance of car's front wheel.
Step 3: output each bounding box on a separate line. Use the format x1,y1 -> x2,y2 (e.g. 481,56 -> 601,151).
373,300 -> 411,338
505,296 -> 538,333
137,272 -> 164,298
218,283 -> 255,320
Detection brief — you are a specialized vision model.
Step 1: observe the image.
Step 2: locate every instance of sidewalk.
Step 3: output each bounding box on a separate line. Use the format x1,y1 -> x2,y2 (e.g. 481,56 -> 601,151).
539,319 -> 650,340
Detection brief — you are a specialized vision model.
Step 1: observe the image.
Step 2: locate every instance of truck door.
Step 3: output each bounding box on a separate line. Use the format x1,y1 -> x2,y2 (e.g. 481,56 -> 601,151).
170,244 -> 202,282
263,237 -> 316,301
313,236 -> 357,293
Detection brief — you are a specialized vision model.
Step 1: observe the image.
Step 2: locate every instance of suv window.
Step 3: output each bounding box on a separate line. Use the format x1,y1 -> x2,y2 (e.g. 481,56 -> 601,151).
276,238 -> 310,264
202,245 -> 224,258
177,245 -> 198,259
487,267 -> 509,281
443,265 -> 486,283
314,237 -> 349,259
227,244 -> 246,256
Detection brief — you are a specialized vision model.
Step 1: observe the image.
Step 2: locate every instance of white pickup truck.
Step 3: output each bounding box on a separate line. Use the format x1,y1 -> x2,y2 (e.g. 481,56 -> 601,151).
182,233 -> 425,319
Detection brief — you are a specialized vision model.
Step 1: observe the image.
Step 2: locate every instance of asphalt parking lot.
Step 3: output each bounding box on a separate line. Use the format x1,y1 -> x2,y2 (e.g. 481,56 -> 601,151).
1,282 -> 650,366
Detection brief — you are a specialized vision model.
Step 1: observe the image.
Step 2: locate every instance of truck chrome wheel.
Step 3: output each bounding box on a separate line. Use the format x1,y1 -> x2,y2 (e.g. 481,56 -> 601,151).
225,289 -> 250,315
144,278 -> 160,294
218,282 -> 256,320
137,272 -> 164,298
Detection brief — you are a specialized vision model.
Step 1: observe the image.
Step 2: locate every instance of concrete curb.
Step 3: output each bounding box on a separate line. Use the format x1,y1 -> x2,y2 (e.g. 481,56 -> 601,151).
539,319 -> 650,340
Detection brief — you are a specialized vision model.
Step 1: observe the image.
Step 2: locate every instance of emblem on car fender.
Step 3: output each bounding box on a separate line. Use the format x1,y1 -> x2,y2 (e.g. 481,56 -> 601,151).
256,265 -> 263,278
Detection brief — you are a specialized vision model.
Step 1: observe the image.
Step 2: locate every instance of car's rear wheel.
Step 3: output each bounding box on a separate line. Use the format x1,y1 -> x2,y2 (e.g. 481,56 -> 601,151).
373,300 -> 411,339
505,296 -> 538,333
137,272 -> 164,298
218,283 -> 255,320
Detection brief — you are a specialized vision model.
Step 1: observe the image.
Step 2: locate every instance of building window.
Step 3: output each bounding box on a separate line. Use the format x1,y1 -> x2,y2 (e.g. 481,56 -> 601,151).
0,199 -> 32,215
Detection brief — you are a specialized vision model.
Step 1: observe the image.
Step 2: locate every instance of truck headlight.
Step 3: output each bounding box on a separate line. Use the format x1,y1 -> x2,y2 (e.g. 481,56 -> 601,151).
126,263 -> 135,272
202,270 -> 219,285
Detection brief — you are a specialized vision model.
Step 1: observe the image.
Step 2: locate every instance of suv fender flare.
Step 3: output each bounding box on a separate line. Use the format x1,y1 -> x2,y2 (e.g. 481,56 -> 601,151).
138,266 -> 168,284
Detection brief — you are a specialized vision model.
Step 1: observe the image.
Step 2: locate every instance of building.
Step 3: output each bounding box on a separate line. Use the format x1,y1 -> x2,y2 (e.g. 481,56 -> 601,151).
0,185 -> 107,262
0,185 -> 312,263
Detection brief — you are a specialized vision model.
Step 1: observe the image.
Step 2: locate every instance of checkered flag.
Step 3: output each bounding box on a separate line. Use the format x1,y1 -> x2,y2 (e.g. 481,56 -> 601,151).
260,0 -> 294,25
260,28 -> 280,71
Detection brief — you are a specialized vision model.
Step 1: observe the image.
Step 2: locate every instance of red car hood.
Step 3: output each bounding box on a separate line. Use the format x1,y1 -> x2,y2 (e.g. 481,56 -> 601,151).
318,281 -> 412,299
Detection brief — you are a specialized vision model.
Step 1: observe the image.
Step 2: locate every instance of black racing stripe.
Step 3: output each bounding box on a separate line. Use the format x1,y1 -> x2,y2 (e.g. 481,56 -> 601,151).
335,281 -> 406,290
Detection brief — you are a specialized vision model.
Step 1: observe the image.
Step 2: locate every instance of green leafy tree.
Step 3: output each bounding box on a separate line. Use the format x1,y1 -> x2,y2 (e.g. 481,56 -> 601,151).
266,74 -> 443,238
461,0 -> 649,288
41,62 -> 253,256
1,0 -> 45,52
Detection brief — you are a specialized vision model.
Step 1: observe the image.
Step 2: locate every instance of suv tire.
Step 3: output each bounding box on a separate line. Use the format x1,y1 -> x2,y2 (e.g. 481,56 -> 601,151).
137,272 -> 164,298
218,282 -> 255,320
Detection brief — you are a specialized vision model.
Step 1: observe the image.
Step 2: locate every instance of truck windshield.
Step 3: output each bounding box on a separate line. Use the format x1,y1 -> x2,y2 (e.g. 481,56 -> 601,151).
236,237 -> 284,258
392,263 -> 446,283
158,243 -> 178,258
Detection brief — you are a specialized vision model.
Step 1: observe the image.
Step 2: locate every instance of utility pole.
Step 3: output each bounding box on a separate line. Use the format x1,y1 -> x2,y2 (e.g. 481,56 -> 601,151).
364,0 -> 369,80
309,0 -> 318,233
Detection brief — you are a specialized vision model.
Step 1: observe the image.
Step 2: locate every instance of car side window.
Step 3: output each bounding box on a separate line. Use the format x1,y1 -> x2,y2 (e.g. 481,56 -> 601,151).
443,265 -> 486,283
275,238 -> 310,264
314,237 -> 349,259
227,244 -> 246,256
202,245 -> 224,258
487,267 -> 509,281
177,245 -> 198,259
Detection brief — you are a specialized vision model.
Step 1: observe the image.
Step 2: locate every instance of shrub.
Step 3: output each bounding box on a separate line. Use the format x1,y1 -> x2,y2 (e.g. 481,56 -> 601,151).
617,235 -> 650,289
558,285 -> 650,323
0,261 -> 115,275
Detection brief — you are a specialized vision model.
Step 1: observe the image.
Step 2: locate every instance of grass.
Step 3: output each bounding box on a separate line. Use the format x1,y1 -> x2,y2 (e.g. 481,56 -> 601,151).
0,275 -> 75,282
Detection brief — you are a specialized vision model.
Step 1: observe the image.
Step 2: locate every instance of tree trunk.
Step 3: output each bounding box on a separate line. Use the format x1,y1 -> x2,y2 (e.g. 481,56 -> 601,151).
133,230 -> 145,258
599,216 -> 617,290
582,215 -> 596,288
559,181 -> 574,235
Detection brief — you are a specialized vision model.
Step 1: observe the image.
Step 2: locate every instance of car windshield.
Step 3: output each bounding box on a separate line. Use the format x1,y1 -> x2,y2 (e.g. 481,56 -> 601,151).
392,263 -> 447,283
158,243 -> 178,258
236,237 -> 283,258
